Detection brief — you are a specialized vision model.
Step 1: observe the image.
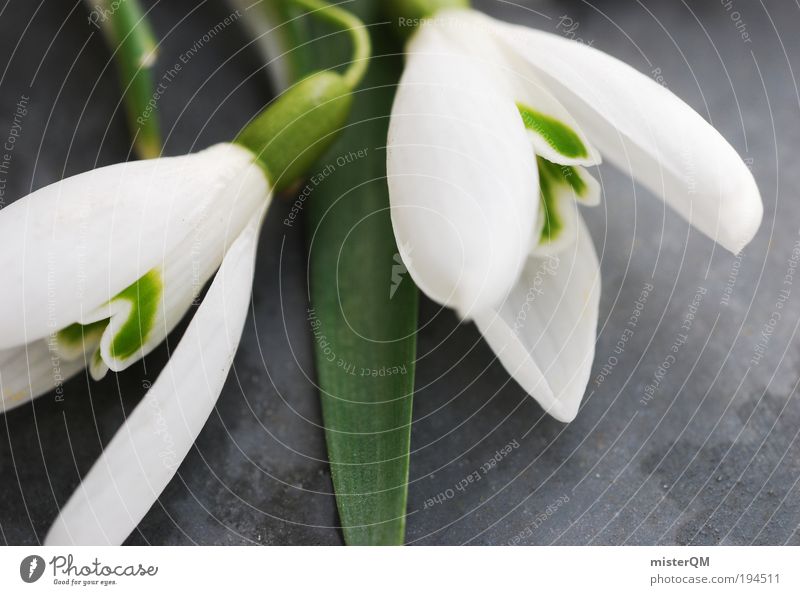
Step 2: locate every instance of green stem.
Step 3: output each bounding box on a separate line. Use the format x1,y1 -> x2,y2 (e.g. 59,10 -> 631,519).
291,0 -> 370,88
87,0 -> 161,158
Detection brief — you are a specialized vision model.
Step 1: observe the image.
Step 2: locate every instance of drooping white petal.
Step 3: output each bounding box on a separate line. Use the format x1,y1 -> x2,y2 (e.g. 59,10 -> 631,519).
387,19 -> 539,317
0,339 -> 88,413
481,13 -> 762,253
0,143 -> 268,351
44,208 -> 265,546
473,216 -> 600,423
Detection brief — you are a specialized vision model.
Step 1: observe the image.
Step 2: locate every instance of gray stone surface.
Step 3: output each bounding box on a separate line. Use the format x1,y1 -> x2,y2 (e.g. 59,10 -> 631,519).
1,0 -> 798,545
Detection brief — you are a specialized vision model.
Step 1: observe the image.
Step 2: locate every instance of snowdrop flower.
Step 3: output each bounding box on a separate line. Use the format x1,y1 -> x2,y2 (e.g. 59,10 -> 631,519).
387,9 -> 762,422
0,142 -> 266,404
0,70 -> 352,544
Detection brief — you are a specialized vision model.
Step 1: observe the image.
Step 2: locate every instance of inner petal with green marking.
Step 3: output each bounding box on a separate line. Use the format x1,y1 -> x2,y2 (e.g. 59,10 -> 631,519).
537,162 -> 562,244
55,269 -> 164,380
535,156 -> 600,250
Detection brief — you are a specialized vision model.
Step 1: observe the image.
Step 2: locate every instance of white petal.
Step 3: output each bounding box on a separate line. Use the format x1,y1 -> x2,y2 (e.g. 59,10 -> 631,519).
387,19 -> 539,317
45,208 -> 265,545
484,15 -> 762,254
474,216 -> 600,422
0,340 -> 87,413
0,143 -> 268,350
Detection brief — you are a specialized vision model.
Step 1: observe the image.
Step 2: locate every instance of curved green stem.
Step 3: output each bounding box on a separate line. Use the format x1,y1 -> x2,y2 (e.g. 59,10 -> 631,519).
291,0 -> 370,88
386,0 -> 470,38
86,0 -> 161,158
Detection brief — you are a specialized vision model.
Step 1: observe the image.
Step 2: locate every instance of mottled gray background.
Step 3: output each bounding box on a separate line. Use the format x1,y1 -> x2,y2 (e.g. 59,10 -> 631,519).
1,0 -> 799,545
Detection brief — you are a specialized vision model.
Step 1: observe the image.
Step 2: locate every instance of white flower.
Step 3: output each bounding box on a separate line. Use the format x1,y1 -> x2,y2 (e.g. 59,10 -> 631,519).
386,10 -> 762,422
0,142 -> 270,544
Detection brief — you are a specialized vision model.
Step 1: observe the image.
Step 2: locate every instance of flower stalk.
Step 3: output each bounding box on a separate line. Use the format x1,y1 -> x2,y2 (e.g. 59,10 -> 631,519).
87,0 -> 161,158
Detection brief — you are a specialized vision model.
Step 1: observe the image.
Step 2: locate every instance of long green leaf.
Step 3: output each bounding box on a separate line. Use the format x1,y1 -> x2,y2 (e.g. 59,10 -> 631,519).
302,4 -> 418,545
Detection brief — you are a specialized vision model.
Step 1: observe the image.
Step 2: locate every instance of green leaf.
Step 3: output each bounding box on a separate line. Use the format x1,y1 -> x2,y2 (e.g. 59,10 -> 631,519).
537,161 -> 564,244
301,4 -> 418,545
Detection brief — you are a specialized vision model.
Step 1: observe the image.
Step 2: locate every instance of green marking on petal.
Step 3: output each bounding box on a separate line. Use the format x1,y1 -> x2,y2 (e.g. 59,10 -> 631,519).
92,348 -> 104,370
538,162 -> 563,244
538,158 -> 588,198
54,269 -> 164,373
518,102 -> 588,160
108,269 -> 163,361
56,320 -> 107,350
